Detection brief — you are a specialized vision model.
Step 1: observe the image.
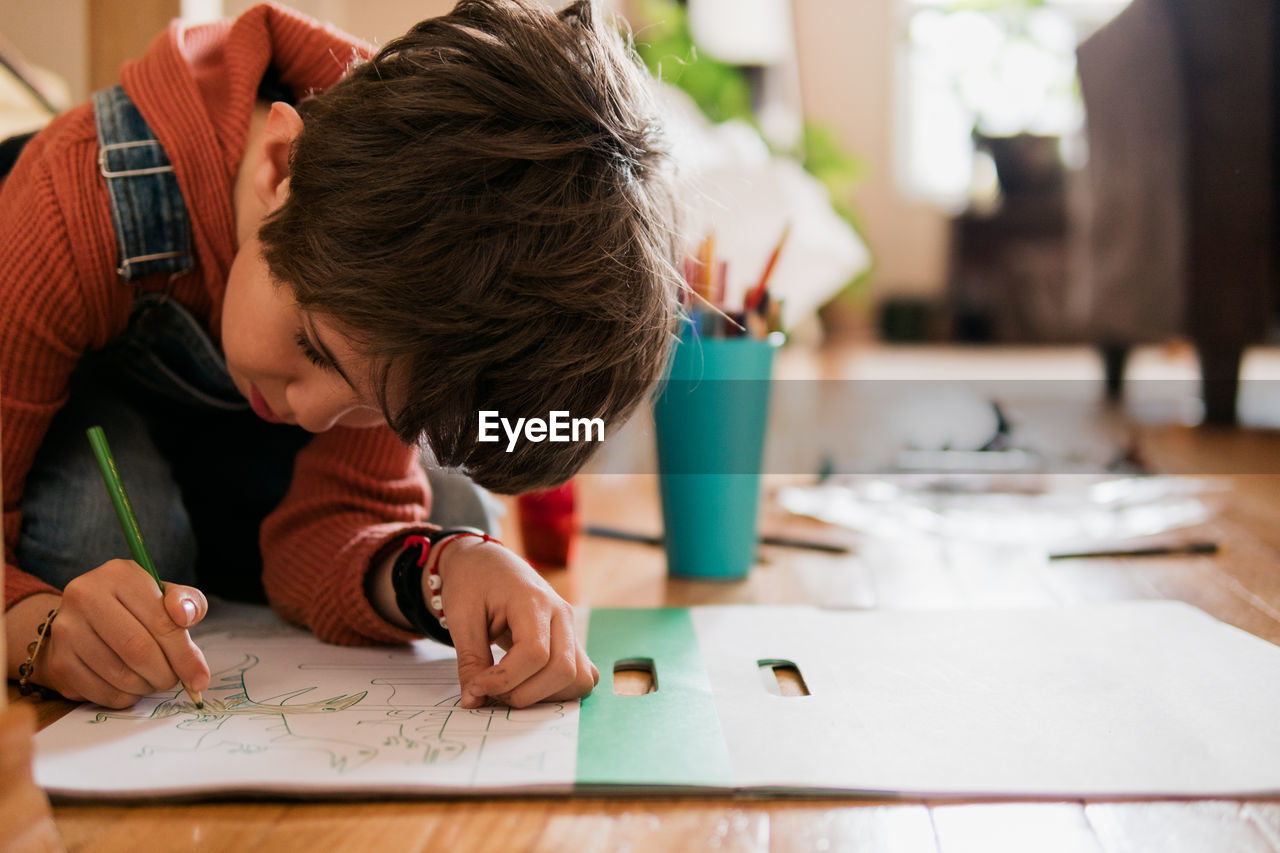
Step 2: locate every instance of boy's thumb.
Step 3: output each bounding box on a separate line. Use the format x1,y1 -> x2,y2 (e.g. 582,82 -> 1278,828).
163,584 -> 209,629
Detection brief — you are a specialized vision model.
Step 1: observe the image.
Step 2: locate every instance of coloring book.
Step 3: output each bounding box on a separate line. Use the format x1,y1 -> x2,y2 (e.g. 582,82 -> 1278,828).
34,601 -> 1280,799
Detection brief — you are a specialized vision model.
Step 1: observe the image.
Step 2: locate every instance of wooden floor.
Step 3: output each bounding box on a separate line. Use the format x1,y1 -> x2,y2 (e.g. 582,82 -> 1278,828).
11,343 -> 1280,852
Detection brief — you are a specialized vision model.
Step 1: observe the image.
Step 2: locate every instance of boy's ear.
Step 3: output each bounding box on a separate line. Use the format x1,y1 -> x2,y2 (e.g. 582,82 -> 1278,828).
254,102 -> 304,210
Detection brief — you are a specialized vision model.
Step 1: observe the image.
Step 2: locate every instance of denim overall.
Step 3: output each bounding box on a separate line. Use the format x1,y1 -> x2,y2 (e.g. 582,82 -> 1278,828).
15,86 -> 310,601
13,86 -> 495,602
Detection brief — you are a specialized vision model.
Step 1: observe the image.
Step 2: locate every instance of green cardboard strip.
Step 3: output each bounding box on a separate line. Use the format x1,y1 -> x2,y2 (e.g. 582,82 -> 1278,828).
577,608 -> 734,789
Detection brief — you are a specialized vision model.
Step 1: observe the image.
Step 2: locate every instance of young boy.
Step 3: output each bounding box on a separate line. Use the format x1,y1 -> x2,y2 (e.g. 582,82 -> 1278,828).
2,1 -> 680,710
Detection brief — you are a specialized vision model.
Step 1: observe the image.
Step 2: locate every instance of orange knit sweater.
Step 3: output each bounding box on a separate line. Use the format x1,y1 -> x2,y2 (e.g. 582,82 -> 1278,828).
1,3 -> 428,646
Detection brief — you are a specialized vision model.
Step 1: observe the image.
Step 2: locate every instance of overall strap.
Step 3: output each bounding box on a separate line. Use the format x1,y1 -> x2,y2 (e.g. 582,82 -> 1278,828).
91,85 -> 193,282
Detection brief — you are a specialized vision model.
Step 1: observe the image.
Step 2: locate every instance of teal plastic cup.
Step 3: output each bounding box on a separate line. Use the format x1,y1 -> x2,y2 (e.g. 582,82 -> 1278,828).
653,328 -> 777,580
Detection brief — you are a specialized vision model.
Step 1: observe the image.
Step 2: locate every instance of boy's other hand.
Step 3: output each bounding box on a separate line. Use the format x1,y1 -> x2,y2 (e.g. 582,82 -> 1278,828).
439,538 -> 598,709
33,560 -> 211,708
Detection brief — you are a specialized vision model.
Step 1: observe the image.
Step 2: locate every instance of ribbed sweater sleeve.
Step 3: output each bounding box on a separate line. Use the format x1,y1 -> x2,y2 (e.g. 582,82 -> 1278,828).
260,426 -> 433,646
1,110 -> 130,609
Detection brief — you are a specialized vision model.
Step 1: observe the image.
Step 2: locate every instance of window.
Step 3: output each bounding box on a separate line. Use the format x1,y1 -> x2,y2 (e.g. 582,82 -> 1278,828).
897,0 -> 1128,208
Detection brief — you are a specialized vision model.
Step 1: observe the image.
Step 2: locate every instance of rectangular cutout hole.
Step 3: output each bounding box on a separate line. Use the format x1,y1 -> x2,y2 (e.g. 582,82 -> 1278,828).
758,659 -> 810,697
613,658 -> 657,696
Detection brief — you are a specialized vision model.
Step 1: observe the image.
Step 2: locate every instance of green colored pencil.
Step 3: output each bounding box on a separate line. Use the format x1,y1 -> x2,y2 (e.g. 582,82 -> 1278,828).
86,425 -> 203,709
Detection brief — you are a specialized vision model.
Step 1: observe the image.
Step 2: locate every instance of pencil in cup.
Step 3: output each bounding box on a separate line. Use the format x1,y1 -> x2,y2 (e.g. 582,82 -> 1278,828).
85,425 -> 204,709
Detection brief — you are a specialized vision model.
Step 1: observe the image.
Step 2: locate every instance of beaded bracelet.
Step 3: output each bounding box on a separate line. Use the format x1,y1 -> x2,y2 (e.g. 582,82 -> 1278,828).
390,528 -> 500,646
391,536 -> 445,644
423,530 -> 501,629
17,608 -> 59,701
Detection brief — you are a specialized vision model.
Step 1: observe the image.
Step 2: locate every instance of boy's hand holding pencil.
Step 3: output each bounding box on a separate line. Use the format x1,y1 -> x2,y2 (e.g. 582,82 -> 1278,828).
16,426 -> 213,710
30,560 -> 211,709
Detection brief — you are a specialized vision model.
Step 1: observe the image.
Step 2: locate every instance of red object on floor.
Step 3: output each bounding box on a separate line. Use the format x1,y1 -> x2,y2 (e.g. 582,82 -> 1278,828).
517,481 -> 578,570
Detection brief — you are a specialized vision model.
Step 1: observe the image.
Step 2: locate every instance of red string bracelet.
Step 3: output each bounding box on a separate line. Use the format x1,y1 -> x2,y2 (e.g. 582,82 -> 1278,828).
420,530 -> 501,630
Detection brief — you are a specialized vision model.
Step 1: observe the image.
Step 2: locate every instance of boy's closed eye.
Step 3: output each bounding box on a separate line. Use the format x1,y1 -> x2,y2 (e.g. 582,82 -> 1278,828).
295,317 -> 387,422
294,328 -> 333,371
297,318 -> 358,393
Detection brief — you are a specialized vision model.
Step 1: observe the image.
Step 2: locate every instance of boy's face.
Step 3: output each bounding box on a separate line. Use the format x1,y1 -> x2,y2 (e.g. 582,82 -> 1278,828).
221,232 -> 385,433
219,100 -> 386,434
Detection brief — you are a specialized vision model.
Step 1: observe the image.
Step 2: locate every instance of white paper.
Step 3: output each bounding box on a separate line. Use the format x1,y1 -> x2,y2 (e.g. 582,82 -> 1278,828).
693,602 -> 1280,797
35,605 -> 578,798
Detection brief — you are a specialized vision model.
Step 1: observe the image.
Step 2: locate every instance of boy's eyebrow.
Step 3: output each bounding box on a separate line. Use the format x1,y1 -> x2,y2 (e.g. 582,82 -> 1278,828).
306,317 -> 357,392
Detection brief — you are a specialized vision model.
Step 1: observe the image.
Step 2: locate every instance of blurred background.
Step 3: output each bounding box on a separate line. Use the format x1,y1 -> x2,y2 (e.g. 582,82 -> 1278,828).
1,0 -> 1276,423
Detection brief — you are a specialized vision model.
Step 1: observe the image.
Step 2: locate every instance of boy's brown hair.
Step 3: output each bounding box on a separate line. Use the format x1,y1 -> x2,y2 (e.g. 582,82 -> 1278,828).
259,0 -> 680,494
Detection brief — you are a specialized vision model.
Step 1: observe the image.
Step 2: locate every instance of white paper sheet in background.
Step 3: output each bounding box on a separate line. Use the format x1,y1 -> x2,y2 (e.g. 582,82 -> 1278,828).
779,476 -> 1220,545
34,608 -> 578,798
693,602 -> 1280,797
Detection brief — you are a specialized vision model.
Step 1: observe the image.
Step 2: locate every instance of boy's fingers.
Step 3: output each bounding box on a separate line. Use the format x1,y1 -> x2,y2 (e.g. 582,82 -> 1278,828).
540,646 -> 599,702
74,620 -> 164,695
159,629 -> 211,694
163,584 -> 208,628
536,646 -> 599,703
466,606 -> 552,703
492,612 -> 578,708
71,595 -> 175,694
75,652 -> 146,709
121,589 -> 211,694
67,564 -> 175,684
54,646 -> 143,709
449,604 -> 496,708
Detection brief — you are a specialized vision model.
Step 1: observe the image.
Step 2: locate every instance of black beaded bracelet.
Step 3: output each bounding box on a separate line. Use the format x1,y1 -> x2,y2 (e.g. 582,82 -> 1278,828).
391,536 -> 450,646
390,527 -> 489,647
17,608 -> 60,701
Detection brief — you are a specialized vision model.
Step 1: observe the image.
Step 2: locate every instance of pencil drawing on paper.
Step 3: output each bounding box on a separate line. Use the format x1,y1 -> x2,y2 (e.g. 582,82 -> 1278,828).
40,621 -> 580,793
89,653 -> 381,771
